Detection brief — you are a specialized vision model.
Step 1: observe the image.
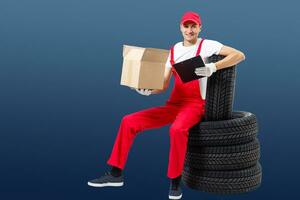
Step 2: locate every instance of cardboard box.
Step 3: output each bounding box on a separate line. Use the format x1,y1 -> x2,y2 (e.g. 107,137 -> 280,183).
120,45 -> 169,90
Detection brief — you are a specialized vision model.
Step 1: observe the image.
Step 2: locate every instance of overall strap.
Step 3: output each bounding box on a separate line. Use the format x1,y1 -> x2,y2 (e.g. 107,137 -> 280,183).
196,38 -> 205,56
170,46 -> 175,66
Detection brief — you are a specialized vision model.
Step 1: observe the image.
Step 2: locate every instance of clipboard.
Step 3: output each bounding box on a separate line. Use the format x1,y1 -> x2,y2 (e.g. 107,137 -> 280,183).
173,55 -> 205,83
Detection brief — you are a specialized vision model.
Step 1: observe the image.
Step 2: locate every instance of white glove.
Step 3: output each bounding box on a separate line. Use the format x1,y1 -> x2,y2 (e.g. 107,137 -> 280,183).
194,63 -> 217,77
135,88 -> 152,96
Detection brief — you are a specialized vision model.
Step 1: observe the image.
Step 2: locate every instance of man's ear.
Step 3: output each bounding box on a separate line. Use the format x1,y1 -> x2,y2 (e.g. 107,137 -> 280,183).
179,24 -> 183,31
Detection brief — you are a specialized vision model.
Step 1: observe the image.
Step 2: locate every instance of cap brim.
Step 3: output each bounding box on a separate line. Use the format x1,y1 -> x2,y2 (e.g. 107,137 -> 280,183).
181,19 -> 200,25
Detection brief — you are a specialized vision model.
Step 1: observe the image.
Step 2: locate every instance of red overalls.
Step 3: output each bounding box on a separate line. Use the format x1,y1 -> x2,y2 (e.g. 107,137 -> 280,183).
107,39 -> 206,178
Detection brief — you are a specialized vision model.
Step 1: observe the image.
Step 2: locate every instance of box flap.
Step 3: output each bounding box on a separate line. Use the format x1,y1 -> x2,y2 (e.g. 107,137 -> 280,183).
123,45 -> 145,60
142,48 -> 169,63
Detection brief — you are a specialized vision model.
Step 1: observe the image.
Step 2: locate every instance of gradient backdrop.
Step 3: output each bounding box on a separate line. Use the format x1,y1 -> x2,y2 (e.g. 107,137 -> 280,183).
1,0 -> 299,199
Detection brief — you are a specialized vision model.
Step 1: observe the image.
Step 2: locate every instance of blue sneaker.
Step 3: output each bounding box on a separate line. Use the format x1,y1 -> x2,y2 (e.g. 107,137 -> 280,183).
87,172 -> 124,187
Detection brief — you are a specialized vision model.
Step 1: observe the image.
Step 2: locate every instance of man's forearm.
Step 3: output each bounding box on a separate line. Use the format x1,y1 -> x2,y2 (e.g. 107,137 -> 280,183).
215,51 -> 245,70
151,88 -> 165,94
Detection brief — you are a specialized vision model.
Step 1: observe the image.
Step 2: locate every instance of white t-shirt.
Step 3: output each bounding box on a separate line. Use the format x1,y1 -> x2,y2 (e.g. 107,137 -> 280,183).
166,38 -> 223,100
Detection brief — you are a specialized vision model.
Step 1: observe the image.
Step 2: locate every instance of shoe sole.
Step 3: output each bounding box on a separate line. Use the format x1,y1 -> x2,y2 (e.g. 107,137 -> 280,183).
87,182 -> 124,187
169,194 -> 182,200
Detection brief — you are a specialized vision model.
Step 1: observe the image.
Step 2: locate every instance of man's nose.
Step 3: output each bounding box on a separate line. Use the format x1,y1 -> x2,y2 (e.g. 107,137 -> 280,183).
187,28 -> 193,33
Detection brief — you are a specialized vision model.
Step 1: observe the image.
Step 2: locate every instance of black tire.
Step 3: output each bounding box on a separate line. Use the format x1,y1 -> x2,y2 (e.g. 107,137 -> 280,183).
185,138 -> 260,170
205,54 -> 236,121
189,111 -> 258,146
182,162 -> 262,195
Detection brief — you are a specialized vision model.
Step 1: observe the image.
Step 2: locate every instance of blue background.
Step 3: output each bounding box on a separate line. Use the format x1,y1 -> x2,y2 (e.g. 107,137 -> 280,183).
0,0 -> 299,199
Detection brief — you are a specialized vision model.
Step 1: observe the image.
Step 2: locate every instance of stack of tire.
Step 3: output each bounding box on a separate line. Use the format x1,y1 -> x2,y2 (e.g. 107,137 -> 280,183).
183,55 -> 262,194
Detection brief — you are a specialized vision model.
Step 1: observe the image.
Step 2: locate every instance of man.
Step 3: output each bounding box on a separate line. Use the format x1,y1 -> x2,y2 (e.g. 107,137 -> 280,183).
88,11 -> 245,200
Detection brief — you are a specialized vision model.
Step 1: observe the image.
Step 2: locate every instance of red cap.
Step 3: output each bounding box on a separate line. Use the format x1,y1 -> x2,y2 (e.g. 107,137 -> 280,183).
181,11 -> 201,26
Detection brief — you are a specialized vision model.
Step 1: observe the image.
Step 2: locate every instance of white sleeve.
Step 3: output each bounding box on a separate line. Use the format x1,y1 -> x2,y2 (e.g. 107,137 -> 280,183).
165,52 -> 172,69
203,39 -> 223,56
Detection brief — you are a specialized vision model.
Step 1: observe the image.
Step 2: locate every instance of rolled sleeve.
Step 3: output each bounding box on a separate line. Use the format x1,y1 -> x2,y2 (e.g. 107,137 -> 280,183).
204,40 -> 224,56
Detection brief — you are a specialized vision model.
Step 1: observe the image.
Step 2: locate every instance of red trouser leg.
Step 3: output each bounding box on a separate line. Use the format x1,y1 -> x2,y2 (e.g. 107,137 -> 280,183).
107,103 -> 180,170
107,102 -> 205,178
167,103 -> 205,178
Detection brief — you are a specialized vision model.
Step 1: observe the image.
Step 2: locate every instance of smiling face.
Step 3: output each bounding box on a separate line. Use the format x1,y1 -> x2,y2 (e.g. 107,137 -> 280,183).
180,21 -> 201,45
